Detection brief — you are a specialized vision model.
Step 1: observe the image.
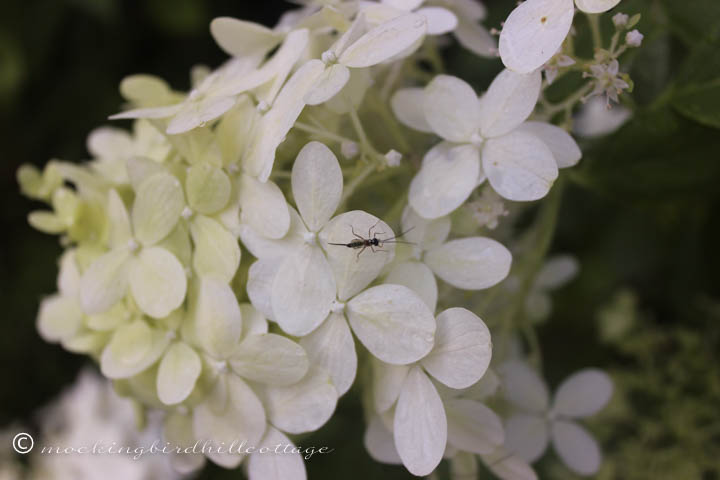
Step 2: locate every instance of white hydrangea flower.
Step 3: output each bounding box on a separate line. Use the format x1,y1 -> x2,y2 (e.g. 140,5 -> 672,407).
573,95 -> 630,137
499,0 -> 622,73
360,0 -> 458,36
393,70 -> 580,218
365,307 -> 496,476
243,142 -> 437,394
466,186 -> 510,230
79,187 -> 188,319
385,206 -> 512,312
303,13 -> 428,107
162,303 -> 329,472
584,59 -> 630,106
625,29 -> 643,47
524,254 -> 579,322
110,28 -> 311,135
29,369 -> 182,480
498,361 -> 613,476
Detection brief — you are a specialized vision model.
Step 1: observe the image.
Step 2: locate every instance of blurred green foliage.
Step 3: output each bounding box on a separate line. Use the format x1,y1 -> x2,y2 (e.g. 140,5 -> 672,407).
1,0 -> 719,479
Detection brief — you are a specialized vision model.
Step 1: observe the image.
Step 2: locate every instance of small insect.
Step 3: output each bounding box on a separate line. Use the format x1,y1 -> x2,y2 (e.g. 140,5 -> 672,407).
327,220 -> 415,259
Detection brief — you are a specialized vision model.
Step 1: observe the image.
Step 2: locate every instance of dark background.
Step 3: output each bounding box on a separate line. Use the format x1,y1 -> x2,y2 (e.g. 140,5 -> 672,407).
1,0 -> 719,478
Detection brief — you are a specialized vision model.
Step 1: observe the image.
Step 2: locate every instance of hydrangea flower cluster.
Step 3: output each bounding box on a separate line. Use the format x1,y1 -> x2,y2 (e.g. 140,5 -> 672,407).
19,0 -> 641,478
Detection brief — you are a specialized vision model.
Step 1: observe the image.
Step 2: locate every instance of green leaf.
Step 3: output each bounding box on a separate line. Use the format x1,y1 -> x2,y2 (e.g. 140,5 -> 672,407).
672,82 -> 720,129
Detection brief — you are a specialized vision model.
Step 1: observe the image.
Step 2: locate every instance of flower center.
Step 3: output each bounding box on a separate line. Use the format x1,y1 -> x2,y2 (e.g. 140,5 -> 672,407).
127,238 -> 140,253
303,231 -> 317,245
331,300 -> 346,314
470,131 -> 485,148
321,50 -> 338,65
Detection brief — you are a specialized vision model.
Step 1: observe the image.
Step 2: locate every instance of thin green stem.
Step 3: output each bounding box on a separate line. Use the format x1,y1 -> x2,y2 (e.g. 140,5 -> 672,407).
587,13 -> 603,50
294,121 -> 354,145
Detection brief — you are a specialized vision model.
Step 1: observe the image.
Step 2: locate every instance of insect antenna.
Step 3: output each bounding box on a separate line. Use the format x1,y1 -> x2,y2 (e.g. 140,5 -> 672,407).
379,226 -> 416,245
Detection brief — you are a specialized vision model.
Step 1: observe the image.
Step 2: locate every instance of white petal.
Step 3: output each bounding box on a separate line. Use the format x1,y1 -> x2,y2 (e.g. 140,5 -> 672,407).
247,426 -> 307,480
330,13 -> 369,57
157,342 -> 201,405
517,121 -> 581,168
454,19 -> 496,57
100,319 -> 169,378
239,174 -> 291,239
109,104 -> 182,120
504,414 -> 550,462
254,28 -> 311,108
482,132 -> 558,202
391,88 -> 433,133
129,247 -> 187,319
409,142 -> 480,219
445,398 -> 504,454
325,68 -> 372,114
185,163 -> 232,215
239,207 -> 307,260
190,276 -> 243,359
79,248 -> 130,315
401,204 -> 451,249
417,7 -> 458,35
551,420 -> 601,475
210,17 -> 282,58
499,0 -> 575,74
339,13 -> 428,67
244,59 -> 326,182
125,156 -> 166,191
424,75 -> 481,142
382,0 -> 423,10
131,172 -> 185,246
292,141 -> 343,232
450,451 -> 478,479
240,303 -> 269,337
394,366 -> 447,476
300,313 -> 357,396
304,64 -> 351,105
574,0 -> 621,13
320,211 -> 392,301
338,13 -> 427,68
453,0 -> 487,20
347,284 -> 435,364
107,189 -> 132,249
263,366 -> 338,434
57,250 -> 81,296
482,447 -> 539,480
247,258 -> 281,321
364,415 -> 403,464
164,412 -> 206,473
271,245 -> 336,336
193,374 -> 266,468
167,96 -> 237,135
479,69 -> 542,138
230,333 -> 309,386
385,261 -> 438,312
535,254 -> 579,289
425,237 -> 512,290
190,215 -> 241,284
497,361 -> 550,412
37,295 -> 83,342
552,369 -> 613,418
372,358 -> 410,413
422,308 -> 492,388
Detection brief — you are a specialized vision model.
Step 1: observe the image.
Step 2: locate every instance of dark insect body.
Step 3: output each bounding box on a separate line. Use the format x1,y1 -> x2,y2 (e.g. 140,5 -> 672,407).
327,220 -> 415,260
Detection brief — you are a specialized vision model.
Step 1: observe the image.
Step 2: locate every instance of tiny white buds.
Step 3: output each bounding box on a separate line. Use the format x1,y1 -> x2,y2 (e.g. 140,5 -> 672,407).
341,140 -> 359,159
612,13 -> 629,28
384,149 -> 403,167
626,30 -> 644,47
